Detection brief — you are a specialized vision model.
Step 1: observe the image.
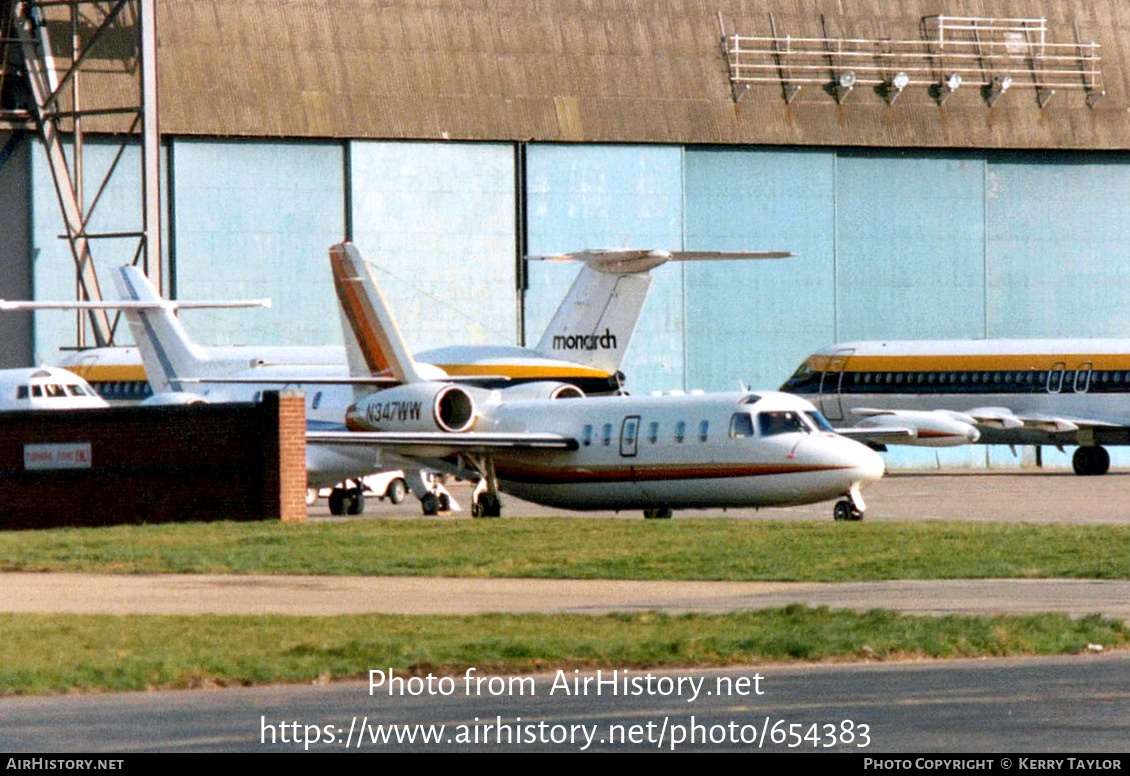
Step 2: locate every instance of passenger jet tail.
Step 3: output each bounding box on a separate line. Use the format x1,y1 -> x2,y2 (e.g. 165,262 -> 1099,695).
529,248 -> 792,374
1,268 -> 269,396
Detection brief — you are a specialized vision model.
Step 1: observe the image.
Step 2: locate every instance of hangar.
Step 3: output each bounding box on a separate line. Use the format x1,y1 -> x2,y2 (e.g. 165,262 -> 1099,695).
1,0 -> 1128,470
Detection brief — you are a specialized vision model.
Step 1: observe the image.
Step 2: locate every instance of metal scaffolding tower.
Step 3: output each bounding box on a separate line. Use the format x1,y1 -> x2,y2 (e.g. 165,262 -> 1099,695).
0,0 -> 159,348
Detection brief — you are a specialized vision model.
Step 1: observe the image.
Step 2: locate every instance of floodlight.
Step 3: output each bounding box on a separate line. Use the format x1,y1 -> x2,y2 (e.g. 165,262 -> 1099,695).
987,74 -> 1013,107
937,72 -> 962,106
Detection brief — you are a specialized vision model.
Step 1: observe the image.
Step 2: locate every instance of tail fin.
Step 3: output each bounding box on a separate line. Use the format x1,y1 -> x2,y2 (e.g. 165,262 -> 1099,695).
113,267 -> 212,393
530,248 -> 791,373
329,242 -> 424,385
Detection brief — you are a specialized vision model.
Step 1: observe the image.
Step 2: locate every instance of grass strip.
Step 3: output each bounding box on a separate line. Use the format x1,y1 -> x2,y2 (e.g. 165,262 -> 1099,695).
1,519 -> 1128,581
1,606 -> 1125,695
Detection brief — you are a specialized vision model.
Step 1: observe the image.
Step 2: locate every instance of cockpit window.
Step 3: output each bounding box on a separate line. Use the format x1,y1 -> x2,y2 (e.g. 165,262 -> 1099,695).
16,386 -> 28,400
804,410 -> 836,433
729,413 -> 754,438
757,411 -> 809,437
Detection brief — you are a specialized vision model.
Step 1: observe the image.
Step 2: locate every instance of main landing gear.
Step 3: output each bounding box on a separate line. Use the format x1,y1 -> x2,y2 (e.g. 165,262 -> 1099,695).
643,507 -> 673,519
471,491 -> 502,518
420,491 -> 452,516
1073,445 -> 1111,476
467,455 -> 504,518
328,484 -> 365,516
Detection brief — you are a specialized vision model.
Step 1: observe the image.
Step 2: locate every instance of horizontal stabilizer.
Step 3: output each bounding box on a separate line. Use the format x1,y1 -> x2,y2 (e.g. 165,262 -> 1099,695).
527,248 -> 793,276
0,299 -> 271,311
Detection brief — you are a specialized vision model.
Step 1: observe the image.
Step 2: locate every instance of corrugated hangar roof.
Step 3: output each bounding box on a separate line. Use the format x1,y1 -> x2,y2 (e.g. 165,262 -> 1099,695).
14,0 -> 1130,148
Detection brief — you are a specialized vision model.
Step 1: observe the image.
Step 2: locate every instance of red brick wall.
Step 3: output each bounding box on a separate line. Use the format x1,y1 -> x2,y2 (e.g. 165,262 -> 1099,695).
0,391 -> 307,529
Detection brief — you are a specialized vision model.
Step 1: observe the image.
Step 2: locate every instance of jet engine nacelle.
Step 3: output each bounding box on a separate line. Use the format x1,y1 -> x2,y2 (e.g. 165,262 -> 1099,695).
853,409 -> 980,447
141,391 -> 208,406
500,381 -> 585,401
347,381 -> 476,433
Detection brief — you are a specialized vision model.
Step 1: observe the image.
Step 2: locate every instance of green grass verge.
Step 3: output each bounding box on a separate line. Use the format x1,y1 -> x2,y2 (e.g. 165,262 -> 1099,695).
1,607 -> 1125,695
1,519 -> 1128,581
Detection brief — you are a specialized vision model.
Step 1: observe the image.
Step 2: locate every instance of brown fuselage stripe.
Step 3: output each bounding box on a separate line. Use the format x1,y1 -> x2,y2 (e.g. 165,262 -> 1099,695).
494,462 -> 853,485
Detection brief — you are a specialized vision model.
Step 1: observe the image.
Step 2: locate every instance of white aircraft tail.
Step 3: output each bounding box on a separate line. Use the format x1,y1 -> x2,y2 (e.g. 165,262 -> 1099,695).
530,249 -> 791,374
329,242 -> 426,386
111,267 -> 214,393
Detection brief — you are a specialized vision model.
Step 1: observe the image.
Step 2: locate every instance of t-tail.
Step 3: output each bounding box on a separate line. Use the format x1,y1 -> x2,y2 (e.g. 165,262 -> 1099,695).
0,267 -> 268,395
329,241 -> 428,390
529,248 -> 792,374
111,267 -> 211,393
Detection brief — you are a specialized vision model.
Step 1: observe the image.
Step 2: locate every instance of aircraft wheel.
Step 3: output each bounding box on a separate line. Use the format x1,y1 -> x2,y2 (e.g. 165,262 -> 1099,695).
1073,446 -> 1111,476
421,492 -> 440,516
346,491 -> 365,515
476,493 -> 502,518
643,507 -> 673,519
833,500 -> 856,522
438,493 -> 451,512
328,488 -> 346,516
385,478 -> 407,505
1095,446 -> 1111,475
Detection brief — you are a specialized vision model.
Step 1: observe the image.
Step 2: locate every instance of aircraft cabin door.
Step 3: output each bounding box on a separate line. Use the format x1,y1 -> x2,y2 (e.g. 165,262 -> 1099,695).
818,348 -> 855,421
619,415 -> 640,458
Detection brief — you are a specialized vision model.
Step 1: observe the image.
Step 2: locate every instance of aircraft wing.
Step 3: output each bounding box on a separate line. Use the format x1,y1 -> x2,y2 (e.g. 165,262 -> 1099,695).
836,427 -> 915,441
1009,412 -> 1123,434
308,430 -> 578,460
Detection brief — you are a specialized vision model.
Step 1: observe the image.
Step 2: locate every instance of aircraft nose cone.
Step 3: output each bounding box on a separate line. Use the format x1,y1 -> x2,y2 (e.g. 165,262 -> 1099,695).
857,445 -> 886,484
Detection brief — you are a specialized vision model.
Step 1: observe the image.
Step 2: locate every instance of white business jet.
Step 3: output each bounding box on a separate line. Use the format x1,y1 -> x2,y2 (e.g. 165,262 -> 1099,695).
50,244 -> 788,513
782,338 -> 1130,475
310,242 -> 886,520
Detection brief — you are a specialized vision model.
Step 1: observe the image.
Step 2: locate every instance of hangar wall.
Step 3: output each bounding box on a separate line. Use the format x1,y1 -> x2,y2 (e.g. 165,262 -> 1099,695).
20,136 -> 1130,469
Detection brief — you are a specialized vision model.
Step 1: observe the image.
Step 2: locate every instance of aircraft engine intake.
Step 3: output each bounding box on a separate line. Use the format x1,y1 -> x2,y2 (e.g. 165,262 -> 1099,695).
348,381 -> 476,433
500,381 -> 585,401
854,409 -> 980,447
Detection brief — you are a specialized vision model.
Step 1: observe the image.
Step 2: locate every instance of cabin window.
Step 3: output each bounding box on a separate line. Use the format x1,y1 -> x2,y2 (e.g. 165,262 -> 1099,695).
647,421 -> 659,444
16,386 -> 28,399
699,420 -> 709,442
675,421 -> 686,443
601,423 -> 612,446
31,385 -> 42,398
582,424 -> 593,447
729,413 -> 754,438
758,411 -> 808,437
